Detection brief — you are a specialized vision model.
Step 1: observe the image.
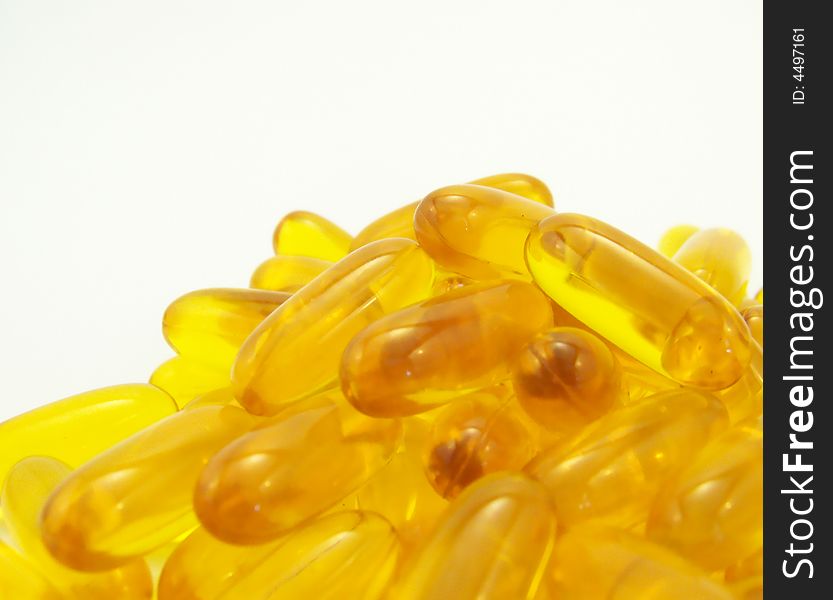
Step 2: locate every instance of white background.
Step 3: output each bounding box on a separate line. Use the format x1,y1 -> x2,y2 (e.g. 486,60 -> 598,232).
0,1 -> 762,420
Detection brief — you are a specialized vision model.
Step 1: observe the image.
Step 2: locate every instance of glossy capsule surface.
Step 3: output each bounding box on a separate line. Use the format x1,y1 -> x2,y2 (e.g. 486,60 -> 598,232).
249,255 -> 332,292
0,384 -> 176,484
415,184 -> 554,280
657,224 -> 699,258
673,227 -> 752,305
742,304 -> 763,348
512,327 -> 621,435
163,288 -> 291,371
341,280 -> 554,417
648,419 -> 762,570
425,388 -> 537,499
350,172 -> 554,249
194,399 -> 400,544
41,405 -> 255,571
526,213 -> 752,390
550,525 -> 734,599
527,389 -> 729,528
717,341 -> 763,422
2,457 -> 153,599
271,211 -> 352,261
233,238 -> 435,415
150,357 -> 231,408
395,473 -> 556,600
0,540 -> 60,600
158,512 -> 399,600
725,548 -> 763,600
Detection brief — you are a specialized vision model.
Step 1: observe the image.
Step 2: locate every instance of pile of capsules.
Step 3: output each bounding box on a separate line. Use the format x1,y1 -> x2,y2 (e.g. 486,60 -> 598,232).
0,173 -> 763,599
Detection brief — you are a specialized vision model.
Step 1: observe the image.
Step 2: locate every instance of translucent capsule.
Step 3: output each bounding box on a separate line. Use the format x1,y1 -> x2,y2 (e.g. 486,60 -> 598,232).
425,389 -> 537,499
194,399 -> 400,544
647,419 -> 762,570
0,541 -> 61,600
158,512 -> 399,600
249,255 -> 332,292
550,525 -> 734,599
342,280 -> 554,417
41,405 -> 255,571
233,238 -> 434,416
526,389 -> 729,529
742,304 -> 763,347
182,387 -> 239,409
717,342 -> 763,422
512,327 -> 621,435
0,384 -> 176,485
150,356 -> 231,408
395,473 -> 556,600
350,172 -> 554,249
672,227 -> 752,305
271,211 -> 352,261
754,287 -> 763,304
163,288 -> 291,371
356,418 -> 448,552
526,213 -> 752,390
657,224 -> 699,257
415,184 -> 555,280
2,457 -> 152,599
725,548 -> 763,600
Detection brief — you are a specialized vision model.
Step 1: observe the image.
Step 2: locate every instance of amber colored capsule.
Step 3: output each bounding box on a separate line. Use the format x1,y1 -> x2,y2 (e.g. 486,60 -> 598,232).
425,389 -> 537,499
526,213 -> 752,390
158,511 -> 399,600
415,184 -> 554,280
356,418 -> 448,552
194,399 -> 400,544
350,173 -> 554,249
2,457 -> 152,599
725,548 -> 763,600
233,238 -> 434,416
0,384 -> 176,485
163,288 -> 290,371
395,473 -> 556,600
272,211 -> 352,261
526,389 -> 729,529
41,405 -> 255,571
717,341 -> 763,422
647,419 -> 762,570
249,255 -> 332,292
150,356 -> 231,408
512,327 -> 621,435
742,304 -> 763,347
657,224 -> 699,257
341,280 -> 554,417
673,227 -> 753,305
0,541 -> 61,600
550,525 -> 734,599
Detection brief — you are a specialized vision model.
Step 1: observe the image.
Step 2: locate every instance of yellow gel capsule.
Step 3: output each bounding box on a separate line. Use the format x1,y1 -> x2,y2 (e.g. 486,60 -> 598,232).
158,512 -> 398,600
395,473 -> 556,600
271,210 -> 352,261
163,288 -> 291,371
526,213 -> 752,390
647,419 -> 762,570
657,224 -> 699,258
350,172 -> 554,249
356,418 -> 448,552
725,548 -> 763,600
717,341 -> 763,422
755,287 -> 763,304
0,384 -> 176,485
150,356 -> 231,408
0,541 -> 61,600
2,457 -> 152,599
415,184 -> 555,280
512,327 -> 621,435
233,238 -> 434,416
425,389 -> 537,499
549,525 -> 734,599
182,387 -> 239,410
41,405 -> 255,571
526,389 -> 729,529
194,400 -> 400,544
673,227 -> 753,305
742,304 -> 763,347
249,255 -> 332,292
341,280 -> 554,417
